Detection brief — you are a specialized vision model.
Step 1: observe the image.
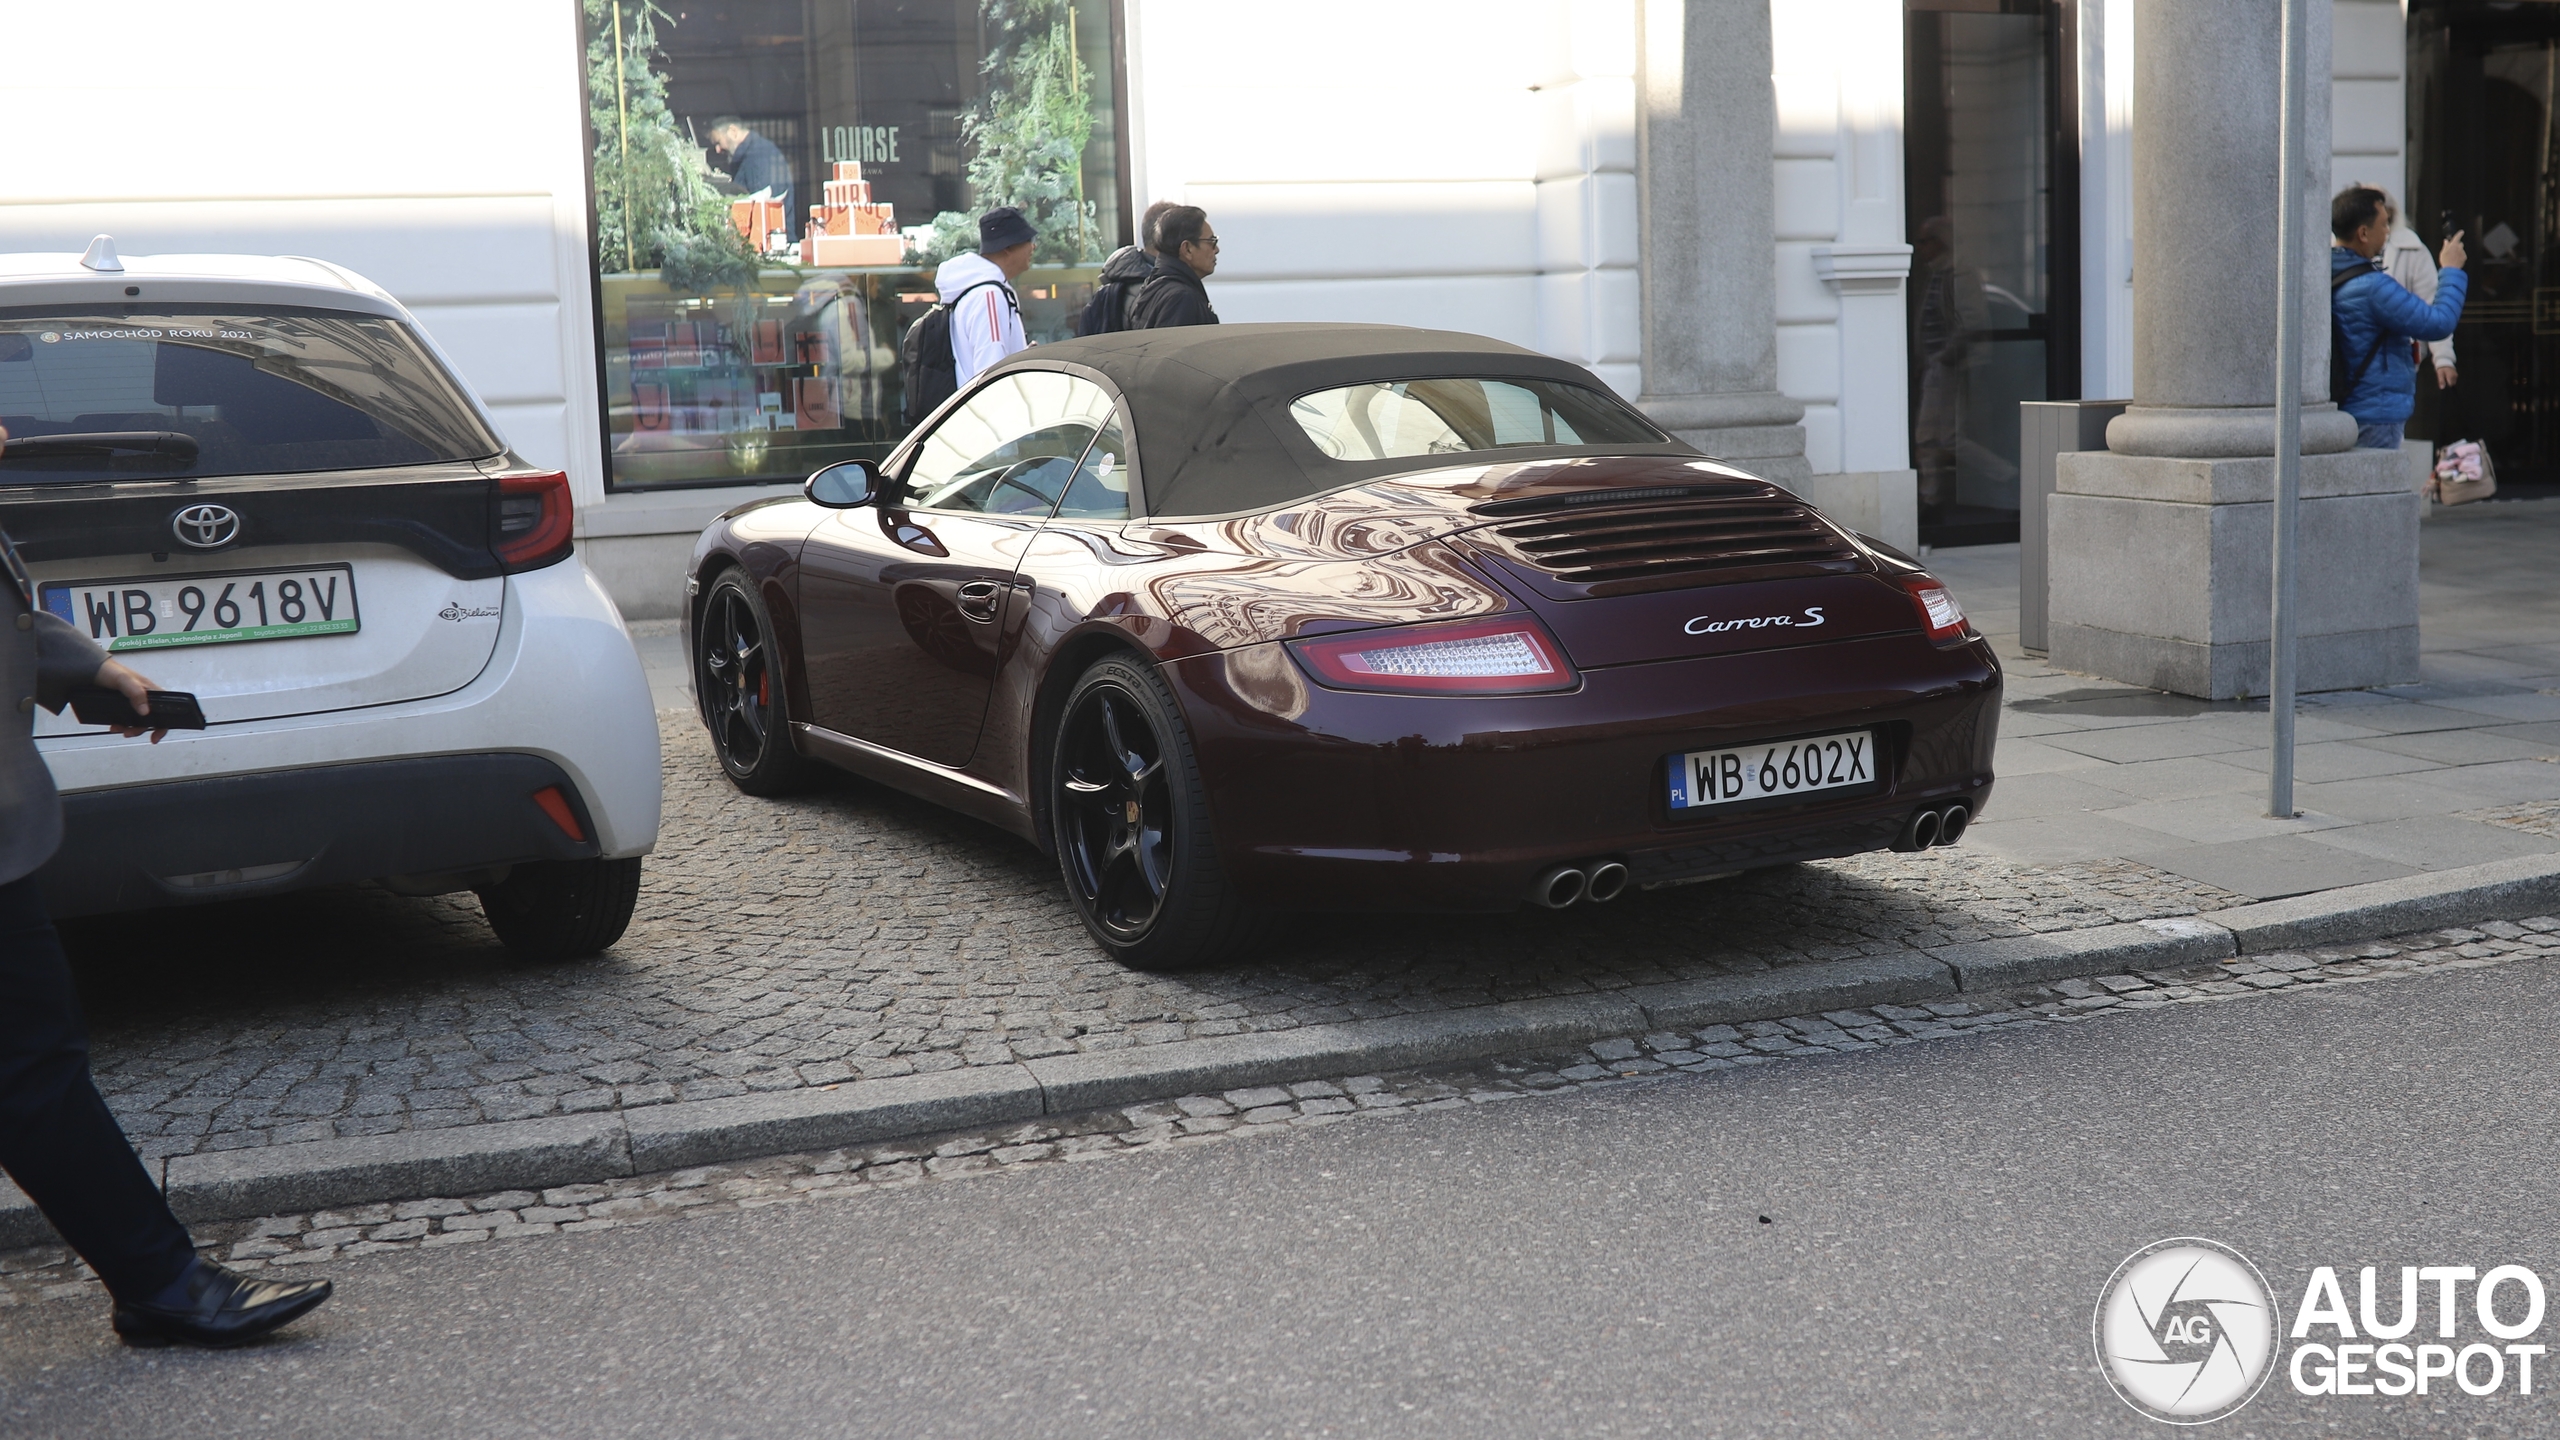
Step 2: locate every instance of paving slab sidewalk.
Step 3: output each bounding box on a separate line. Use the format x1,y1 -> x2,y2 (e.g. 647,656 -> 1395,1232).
1923,498 -> 2560,899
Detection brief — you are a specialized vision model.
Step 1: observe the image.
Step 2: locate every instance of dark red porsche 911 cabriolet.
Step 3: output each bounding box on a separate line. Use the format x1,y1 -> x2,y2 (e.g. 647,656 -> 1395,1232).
687,324 -> 1998,969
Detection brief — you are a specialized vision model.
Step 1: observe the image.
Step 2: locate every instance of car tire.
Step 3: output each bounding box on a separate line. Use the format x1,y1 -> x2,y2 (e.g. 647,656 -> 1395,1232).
477,856 -> 643,961
1049,653 -> 1251,971
697,567 -> 813,795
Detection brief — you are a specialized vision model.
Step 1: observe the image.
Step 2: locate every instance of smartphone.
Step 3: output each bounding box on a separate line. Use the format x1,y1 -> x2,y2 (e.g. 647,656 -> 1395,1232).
67,687 -> 207,730
2443,209 -> 2461,244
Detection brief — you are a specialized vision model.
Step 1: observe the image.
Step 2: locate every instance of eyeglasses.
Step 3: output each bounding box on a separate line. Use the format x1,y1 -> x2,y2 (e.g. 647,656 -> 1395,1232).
1186,235 -> 1221,251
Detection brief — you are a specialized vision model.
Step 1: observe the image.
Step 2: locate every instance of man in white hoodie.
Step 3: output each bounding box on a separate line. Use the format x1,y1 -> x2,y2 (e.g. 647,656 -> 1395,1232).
937,206 -> 1038,387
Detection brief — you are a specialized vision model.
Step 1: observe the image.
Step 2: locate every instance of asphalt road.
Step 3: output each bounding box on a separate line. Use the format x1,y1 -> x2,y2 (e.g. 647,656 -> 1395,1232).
7,962 -> 2557,1438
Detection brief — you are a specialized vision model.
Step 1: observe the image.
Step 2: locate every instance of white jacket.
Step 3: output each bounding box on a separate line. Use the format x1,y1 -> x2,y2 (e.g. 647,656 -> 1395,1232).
935,251 -> 1026,388
2383,225 -> 2457,370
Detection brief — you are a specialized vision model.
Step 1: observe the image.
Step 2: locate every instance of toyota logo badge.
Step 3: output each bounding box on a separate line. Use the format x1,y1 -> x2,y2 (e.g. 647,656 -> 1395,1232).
171,503 -> 240,549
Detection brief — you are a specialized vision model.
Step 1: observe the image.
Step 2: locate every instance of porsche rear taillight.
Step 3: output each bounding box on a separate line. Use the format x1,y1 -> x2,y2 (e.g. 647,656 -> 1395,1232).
1286,615 -> 1578,695
1902,577 -> 1970,642
492,471 -> 574,572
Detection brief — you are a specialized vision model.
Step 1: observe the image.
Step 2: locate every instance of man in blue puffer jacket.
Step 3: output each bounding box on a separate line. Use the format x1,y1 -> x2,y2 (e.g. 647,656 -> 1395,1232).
2331,184 -> 2468,450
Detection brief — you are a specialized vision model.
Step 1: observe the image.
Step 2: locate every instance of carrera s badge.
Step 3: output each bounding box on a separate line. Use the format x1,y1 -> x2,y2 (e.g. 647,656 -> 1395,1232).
1685,606 -> 1825,636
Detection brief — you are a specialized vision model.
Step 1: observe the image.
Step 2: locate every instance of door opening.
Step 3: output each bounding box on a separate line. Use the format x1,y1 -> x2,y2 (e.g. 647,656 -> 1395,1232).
1904,0 -> 2080,547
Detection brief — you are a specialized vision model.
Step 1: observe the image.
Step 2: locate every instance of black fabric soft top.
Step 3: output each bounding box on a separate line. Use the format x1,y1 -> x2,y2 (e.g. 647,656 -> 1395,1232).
983,323 -> 1695,520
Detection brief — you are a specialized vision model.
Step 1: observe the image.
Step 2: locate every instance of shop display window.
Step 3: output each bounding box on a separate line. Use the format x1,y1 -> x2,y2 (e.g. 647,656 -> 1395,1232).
580,0 -> 1126,491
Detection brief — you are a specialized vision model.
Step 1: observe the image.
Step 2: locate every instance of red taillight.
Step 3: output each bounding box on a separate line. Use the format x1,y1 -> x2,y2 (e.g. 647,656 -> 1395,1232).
1902,577 -> 1970,642
531,784 -> 586,841
493,471 -> 573,572
1286,614 -> 1578,696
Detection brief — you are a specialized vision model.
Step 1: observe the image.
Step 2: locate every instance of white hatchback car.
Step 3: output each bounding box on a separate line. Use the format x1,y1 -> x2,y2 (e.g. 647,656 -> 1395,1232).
0,239 -> 660,957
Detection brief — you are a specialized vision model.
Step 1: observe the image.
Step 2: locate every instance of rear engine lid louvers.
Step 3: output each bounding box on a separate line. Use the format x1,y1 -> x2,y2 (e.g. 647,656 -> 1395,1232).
1465,484 -> 1869,600
1456,482 -> 1923,668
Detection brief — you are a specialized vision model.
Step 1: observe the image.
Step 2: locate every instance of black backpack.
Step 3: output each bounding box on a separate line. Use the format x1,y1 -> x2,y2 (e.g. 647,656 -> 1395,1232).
900,278 -> 1012,427
2329,264 -> 2384,405
1075,277 -> 1140,337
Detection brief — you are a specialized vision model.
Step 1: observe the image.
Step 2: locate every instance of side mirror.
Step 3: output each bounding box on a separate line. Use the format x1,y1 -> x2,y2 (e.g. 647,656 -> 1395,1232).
806,459 -> 883,509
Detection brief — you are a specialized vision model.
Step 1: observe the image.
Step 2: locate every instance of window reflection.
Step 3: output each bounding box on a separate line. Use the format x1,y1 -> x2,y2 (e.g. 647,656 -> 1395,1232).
583,0 -> 1125,492
902,370 -> 1115,515
1287,379 -> 1665,463
1906,5 -> 2054,544
1054,419 -> 1130,520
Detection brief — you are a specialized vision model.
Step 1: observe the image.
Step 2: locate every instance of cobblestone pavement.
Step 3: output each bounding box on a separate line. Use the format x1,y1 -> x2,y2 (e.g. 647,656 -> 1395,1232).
62,708 -> 2245,1162
10,913 -> 2551,1307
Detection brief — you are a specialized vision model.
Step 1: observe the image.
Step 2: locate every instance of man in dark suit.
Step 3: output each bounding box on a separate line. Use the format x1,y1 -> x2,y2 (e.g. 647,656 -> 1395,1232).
2,428 -> 332,1345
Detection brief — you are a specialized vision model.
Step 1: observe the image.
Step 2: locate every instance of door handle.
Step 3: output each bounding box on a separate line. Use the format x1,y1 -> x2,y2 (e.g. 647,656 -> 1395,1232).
955,578 -> 1003,622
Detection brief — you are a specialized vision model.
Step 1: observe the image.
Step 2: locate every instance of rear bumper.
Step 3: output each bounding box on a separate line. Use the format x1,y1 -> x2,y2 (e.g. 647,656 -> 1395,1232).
1165,630 -> 2001,912
37,753 -> 600,918
32,558 -> 662,860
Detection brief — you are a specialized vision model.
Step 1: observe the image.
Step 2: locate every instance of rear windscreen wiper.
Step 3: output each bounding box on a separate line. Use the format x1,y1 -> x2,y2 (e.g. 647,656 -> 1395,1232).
0,430 -> 201,461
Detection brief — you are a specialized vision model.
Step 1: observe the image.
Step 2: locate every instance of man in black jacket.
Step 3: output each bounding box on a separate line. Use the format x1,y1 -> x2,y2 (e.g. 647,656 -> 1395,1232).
707,116 -> 795,231
1131,205 -> 1220,330
1,433 -> 333,1347
1076,202 -> 1179,337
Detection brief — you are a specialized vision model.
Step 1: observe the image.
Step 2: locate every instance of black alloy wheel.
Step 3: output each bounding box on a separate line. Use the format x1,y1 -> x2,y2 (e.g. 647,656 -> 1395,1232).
698,568 -> 810,795
1050,655 -> 1249,970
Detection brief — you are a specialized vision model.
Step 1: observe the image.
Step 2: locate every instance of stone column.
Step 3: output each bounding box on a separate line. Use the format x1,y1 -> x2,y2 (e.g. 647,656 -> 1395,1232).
1634,0 -> 1809,484
2048,0 -> 2416,698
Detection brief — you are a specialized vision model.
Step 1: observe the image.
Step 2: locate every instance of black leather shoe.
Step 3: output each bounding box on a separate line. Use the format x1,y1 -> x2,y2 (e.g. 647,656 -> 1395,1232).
112,1260 -> 332,1348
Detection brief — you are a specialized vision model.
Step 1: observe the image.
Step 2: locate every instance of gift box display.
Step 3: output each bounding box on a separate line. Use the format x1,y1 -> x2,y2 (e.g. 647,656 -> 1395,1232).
794,376 -> 841,430
729,194 -> 792,252
805,162 -> 906,267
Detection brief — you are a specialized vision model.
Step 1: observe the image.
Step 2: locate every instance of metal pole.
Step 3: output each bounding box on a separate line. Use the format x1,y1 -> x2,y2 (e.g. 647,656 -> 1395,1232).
2269,0 -> 2306,818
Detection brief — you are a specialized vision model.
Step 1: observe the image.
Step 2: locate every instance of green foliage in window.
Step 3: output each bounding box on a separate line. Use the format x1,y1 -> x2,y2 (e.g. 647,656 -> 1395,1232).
915,0 -> 1107,268
908,212 -> 987,271
585,0 -> 758,292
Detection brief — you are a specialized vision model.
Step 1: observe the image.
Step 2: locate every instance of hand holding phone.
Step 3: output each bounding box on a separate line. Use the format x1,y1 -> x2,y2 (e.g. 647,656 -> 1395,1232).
68,687 -> 207,730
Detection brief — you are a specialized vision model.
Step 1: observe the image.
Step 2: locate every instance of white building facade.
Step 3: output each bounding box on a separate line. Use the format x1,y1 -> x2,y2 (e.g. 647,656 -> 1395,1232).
4,1 -> 2417,619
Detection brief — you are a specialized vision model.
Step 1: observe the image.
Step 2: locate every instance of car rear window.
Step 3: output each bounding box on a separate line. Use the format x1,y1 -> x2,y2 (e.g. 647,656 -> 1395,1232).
0,307 -> 501,483
1287,377 -> 1664,463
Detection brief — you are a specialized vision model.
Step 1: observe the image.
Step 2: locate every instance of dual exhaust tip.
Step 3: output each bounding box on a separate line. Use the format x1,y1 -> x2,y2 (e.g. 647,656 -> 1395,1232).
1531,859 -> 1630,909
1531,801 -> 1973,906
1896,802 -> 1972,852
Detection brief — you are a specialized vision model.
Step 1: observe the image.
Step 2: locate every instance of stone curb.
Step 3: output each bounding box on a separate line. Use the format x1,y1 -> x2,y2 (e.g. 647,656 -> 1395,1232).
1932,917 -> 2236,992
5,853 -> 2558,1250
1023,992 -> 1648,1114
162,1115 -> 630,1226
2208,853 -> 2560,953
623,1065 -> 1046,1174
